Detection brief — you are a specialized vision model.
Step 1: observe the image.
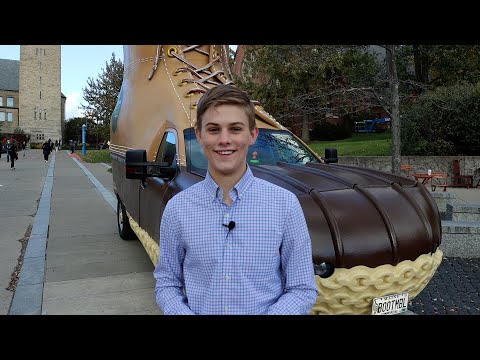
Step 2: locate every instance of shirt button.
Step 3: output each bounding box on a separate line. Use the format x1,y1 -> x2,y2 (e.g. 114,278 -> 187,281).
225,213 -> 230,218
224,306 -> 229,313
225,275 -> 230,280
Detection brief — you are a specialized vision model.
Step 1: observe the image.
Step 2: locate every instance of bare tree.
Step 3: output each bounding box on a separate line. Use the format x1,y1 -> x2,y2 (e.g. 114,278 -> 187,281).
385,45 -> 401,175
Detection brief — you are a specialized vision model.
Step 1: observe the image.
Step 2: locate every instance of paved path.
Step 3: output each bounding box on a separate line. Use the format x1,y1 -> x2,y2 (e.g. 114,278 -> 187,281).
1,149 -> 161,315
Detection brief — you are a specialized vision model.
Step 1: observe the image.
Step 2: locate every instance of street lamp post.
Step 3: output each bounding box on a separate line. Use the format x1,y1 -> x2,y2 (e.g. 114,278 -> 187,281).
96,118 -> 100,150
82,123 -> 87,156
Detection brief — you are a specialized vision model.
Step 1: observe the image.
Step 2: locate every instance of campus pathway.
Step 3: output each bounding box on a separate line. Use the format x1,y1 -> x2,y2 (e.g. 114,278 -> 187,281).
0,149 -> 161,315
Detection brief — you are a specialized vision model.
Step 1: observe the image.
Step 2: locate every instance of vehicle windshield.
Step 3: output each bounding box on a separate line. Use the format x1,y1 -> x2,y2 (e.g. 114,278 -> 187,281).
184,128 -> 320,176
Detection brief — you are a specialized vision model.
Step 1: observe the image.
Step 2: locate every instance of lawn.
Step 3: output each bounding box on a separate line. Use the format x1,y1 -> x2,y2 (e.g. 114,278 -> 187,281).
73,133 -> 390,164
77,149 -> 112,163
307,132 -> 392,157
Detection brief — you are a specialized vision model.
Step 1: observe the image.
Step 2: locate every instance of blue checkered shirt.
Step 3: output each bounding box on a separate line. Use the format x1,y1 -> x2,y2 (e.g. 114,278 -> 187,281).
153,165 -> 318,315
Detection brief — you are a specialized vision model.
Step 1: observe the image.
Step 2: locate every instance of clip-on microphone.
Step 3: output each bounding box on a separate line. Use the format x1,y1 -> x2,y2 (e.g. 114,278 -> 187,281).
223,221 -> 236,232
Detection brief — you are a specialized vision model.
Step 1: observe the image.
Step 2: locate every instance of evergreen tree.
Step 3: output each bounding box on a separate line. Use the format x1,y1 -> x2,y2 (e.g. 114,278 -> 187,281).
80,53 -> 123,127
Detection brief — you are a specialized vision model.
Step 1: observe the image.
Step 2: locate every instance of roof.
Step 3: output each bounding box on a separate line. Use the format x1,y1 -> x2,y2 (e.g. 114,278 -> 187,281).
0,58 -> 66,98
0,59 -> 20,91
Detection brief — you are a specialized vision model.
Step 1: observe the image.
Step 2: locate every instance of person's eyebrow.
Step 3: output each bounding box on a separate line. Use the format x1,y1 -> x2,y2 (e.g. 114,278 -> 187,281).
203,121 -> 246,127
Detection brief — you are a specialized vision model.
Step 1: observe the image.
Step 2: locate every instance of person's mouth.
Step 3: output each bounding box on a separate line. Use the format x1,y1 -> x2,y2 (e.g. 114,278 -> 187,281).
215,150 -> 235,156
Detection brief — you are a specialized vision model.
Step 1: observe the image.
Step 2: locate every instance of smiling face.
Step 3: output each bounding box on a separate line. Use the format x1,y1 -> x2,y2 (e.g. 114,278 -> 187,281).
195,104 -> 258,184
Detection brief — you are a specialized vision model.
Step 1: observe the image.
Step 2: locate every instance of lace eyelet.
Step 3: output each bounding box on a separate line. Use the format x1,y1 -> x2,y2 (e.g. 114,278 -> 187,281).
167,47 -> 178,57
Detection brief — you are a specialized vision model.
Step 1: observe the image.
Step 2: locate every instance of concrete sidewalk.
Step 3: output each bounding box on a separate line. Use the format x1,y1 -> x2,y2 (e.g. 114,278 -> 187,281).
1,149 -> 161,315
0,148 -> 47,314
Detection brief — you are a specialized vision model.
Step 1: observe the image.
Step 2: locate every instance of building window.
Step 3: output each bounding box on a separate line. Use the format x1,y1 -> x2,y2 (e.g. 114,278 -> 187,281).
0,112 -> 5,122
0,97 -> 3,106
44,109 -> 47,120
7,112 -> 13,122
39,110 -> 42,120
7,97 -> 13,107
40,91 -> 42,99
36,133 -> 45,140
34,108 -> 37,120
40,76 -> 42,85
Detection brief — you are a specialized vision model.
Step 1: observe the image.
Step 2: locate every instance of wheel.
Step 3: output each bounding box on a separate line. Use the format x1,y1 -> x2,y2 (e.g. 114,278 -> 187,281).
117,198 -> 137,240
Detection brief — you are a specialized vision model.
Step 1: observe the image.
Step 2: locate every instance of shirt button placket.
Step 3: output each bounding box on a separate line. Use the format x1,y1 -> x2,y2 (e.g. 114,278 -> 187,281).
223,210 -> 233,314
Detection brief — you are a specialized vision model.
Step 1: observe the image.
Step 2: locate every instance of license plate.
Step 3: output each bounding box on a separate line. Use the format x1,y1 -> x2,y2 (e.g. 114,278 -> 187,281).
371,292 -> 409,315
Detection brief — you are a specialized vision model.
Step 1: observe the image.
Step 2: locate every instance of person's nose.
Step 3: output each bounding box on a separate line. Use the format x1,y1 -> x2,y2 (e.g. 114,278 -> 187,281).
218,128 -> 231,145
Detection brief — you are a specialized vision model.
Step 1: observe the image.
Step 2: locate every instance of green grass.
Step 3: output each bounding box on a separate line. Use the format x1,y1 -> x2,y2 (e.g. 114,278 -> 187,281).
74,134 -> 389,163
79,149 -> 112,163
307,132 -> 392,157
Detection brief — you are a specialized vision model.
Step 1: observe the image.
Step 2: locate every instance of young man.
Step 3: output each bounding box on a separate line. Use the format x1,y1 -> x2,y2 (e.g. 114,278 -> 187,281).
153,84 -> 318,315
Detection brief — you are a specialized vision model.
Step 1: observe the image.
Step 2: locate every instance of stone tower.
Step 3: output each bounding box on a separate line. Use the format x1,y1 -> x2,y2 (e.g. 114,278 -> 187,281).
19,45 -> 62,144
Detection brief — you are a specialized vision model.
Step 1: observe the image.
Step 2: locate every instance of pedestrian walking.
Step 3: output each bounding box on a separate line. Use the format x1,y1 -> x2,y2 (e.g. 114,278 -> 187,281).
42,140 -> 51,162
55,140 -> 59,152
5,140 -> 17,170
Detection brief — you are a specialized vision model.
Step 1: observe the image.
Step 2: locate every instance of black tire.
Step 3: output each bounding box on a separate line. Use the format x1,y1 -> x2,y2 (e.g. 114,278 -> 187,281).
117,198 -> 137,240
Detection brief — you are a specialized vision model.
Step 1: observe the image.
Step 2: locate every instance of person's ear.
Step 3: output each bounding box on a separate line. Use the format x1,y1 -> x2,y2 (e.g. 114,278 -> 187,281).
195,127 -> 203,145
249,127 -> 259,145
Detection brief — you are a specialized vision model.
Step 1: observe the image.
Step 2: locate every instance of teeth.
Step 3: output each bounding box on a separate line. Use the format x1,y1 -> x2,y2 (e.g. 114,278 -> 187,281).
217,151 -> 233,155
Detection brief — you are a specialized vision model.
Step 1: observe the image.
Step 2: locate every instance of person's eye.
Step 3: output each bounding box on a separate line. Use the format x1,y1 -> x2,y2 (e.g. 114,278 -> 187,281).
207,128 -> 219,133
231,127 -> 242,132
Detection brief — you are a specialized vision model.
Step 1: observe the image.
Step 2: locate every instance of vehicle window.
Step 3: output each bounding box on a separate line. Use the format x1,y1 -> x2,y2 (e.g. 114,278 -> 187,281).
184,128 -> 208,176
156,131 -> 177,167
184,128 -> 319,175
252,131 -> 319,165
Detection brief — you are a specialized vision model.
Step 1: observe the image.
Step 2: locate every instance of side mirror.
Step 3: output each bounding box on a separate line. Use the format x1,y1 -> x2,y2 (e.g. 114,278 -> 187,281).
125,149 -> 177,181
324,148 -> 338,164
125,149 -> 147,179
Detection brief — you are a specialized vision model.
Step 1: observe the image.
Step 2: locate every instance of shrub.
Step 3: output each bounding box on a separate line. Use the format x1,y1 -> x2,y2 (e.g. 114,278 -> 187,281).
401,82 -> 480,155
30,143 -> 43,149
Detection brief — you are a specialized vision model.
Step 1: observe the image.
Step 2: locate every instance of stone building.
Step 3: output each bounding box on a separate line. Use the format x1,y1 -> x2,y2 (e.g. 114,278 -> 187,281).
0,45 -> 66,144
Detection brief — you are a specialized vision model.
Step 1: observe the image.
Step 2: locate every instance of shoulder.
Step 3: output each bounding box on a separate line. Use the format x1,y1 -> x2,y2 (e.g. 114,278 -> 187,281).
180,181 -> 205,196
163,181 -> 205,219
252,177 -> 296,199
249,177 -> 299,208
168,181 -> 205,204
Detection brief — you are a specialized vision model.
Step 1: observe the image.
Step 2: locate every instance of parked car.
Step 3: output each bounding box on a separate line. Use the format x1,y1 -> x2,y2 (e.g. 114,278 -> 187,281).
110,45 -> 444,315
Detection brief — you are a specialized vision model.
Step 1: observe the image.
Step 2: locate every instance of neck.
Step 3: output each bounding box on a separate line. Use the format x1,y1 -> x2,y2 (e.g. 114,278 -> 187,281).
209,164 -> 247,205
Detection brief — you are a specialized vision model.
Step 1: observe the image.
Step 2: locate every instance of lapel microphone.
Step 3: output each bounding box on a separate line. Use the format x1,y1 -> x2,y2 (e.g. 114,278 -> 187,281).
223,221 -> 236,232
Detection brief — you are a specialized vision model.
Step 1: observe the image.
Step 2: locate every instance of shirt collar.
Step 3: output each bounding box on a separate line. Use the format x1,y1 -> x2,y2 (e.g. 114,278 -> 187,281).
204,164 -> 255,202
